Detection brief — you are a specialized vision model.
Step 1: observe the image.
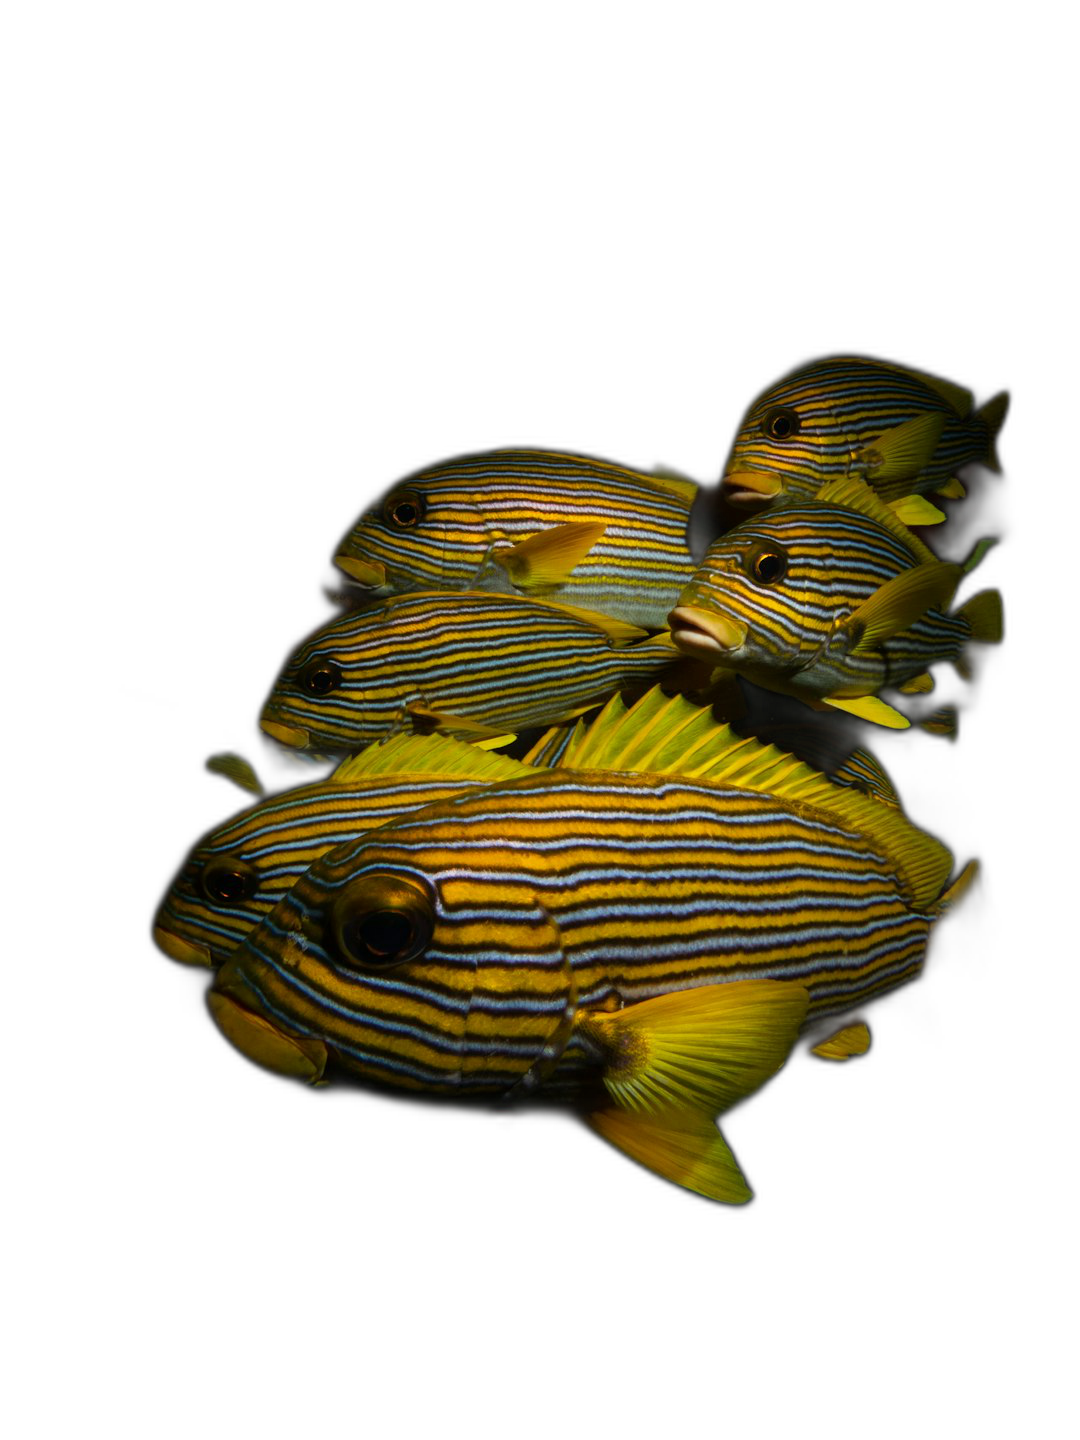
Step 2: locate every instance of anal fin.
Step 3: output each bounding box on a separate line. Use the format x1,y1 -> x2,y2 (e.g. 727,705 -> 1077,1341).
823,694 -> 911,728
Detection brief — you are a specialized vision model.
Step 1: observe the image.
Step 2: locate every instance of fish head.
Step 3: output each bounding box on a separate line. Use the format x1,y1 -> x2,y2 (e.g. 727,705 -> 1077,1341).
260,611 -> 382,755
157,829 -> 283,973
722,358 -> 889,510
669,506 -> 864,673
334,473 -> 488,594
209,807 -> 568,1094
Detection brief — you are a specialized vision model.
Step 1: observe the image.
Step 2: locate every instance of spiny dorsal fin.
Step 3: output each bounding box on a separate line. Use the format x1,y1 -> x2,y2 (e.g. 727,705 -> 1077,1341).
813,477 -> 938,565
331,733 -> 535,783
560,687 -> 951,910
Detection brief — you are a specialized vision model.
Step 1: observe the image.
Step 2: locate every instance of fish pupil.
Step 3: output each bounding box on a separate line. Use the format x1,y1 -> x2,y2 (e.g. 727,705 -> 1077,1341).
754,552 -> 785,583
393,502 -> 418,526
762,406 -> 800,441
299,660 -> 342,695
202,864 -> 256,904
353,909 -> 414,961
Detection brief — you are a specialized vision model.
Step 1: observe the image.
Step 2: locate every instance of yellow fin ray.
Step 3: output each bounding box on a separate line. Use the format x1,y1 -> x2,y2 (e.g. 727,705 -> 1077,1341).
492,521 -> 607,591
888,494 -> 946,526
580,980 -> 809,1117
811,1022 -> 871,1060
331,733 -> 534,783
857,412 -> 947,490
824,694 -> 912,729
588,1107 -> 752,1204
846,562 -> 963,652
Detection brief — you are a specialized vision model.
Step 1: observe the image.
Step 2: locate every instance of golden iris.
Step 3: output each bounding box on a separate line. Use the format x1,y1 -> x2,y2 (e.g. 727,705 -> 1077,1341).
744,541 -> 789,585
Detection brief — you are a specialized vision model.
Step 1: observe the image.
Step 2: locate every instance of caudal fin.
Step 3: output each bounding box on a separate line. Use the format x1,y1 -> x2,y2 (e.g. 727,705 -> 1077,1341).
957,589 -> 1004,645
977,392 -> 1009,472
933,859 -> 979,917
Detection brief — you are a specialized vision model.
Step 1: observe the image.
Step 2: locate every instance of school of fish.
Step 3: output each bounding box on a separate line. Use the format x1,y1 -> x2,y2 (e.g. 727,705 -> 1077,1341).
156,354 -> 1005,1204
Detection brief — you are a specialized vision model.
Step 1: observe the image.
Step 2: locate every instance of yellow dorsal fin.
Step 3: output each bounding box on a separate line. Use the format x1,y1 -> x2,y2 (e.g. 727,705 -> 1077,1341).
811,1021 -> 871,1060
835,358 -> 979,417
846,561 -> 963,652
588,1107 -> 753,1204
560,687 -> 951,909
857,412 -> 946,487
888,494 -> 945,526
581,979 -> 808,1118
812,477 -> 938,564
492,521 -> 607,591
330,733 -> 535,783
205,752 -> 264,795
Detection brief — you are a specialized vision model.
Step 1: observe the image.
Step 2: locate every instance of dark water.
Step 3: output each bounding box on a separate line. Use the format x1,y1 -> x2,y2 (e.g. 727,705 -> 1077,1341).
137,300 -> 1025,1296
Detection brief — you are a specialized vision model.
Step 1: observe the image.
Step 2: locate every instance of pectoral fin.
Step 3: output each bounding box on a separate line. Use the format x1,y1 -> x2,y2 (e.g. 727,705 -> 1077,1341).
898,671 -> 934,695
935,476 -> 966,499
858,412 -> 946,487
492,521 -> 607,591
405,701 -> 515,747
205,753 -> 264,795
580,979 -> 808,1117
845,562 -> 962,652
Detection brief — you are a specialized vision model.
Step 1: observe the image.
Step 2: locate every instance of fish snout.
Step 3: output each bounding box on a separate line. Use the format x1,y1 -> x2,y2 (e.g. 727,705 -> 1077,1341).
260,716 -> 311,748
334,554 -> 387,588
668,605 -> 749,659
721,468 -> 785,508
209,969 -> 328,1082
153,923 -> 213,968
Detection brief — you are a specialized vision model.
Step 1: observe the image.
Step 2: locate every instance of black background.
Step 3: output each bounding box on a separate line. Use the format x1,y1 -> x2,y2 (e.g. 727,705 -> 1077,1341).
135,253 -> 1025,1301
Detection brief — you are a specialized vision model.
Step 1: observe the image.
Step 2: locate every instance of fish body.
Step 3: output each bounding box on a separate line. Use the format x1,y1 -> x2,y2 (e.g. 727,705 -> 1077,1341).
209,704 -> 970,1201
154,736 -> 539,968
670,479 -> 1003,725
722,355 -> 1008,507
333,449 -> 700,627
260,591 -> 681,754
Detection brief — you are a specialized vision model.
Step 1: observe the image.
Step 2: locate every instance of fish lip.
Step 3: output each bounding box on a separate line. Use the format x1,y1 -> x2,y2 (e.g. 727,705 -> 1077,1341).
668,605 -> 748,657
261,718 -> 311,748
334,554 -> 387,588
153,924 -> 214,968
721,468 -> 785,506
208,974 -> 328,1082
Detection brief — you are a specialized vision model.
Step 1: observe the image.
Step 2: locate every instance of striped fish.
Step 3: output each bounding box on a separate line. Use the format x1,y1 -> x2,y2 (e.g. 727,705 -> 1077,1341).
670,478 -> 1004,728
154,736 -> 538,969
722,355 -> 1008,509
333,448 -> 701,628
208,695 -> 973,1204
260,591 -> 685,755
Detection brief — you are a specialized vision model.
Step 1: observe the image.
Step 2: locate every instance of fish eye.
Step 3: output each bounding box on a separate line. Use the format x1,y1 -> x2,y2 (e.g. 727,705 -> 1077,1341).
298,658 -> 343,696
200,856 -> 259,906
761,406 -> 801,442
332,874 -> 435,969
744,542 -> 789,585
382,489 -> 425,530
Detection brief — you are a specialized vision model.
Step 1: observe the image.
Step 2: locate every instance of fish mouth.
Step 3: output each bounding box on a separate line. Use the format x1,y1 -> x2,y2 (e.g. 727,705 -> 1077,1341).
153,924 -> 213,968
209,974 -> 328,1082
668,605 -> 748,658
721,469 -> 785,507
334,554 -> 387,588
261,718 -> 311,748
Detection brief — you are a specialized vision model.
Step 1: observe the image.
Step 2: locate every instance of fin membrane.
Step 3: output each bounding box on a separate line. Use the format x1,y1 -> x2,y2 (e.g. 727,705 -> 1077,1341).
331,732 -> 534,783
588,1106 -> 752,1204
493,521 -> 607,592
